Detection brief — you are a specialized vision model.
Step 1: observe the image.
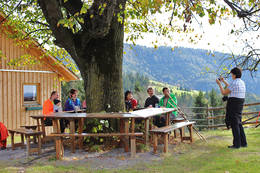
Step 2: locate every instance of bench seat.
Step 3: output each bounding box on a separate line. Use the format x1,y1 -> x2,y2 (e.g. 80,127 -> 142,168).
150,121 -> 195,153
8,128 -> 42,157
49,132 -> 143,137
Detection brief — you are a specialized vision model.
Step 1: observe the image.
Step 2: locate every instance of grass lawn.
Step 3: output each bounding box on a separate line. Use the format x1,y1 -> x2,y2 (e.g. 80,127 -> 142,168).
1,127 -> 260,173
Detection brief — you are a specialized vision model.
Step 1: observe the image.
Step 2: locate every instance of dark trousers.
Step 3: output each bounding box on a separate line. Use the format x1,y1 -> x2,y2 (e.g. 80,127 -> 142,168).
226,97 -> 247,147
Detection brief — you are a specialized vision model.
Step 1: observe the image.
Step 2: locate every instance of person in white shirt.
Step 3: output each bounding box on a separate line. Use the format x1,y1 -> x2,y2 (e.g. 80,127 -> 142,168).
216,67 -> 247,149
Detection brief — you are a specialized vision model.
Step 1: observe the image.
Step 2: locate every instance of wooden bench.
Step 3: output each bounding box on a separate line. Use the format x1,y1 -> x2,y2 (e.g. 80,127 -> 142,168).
8,129 -> 42,157
150,121 -> 195,153
20,125 -> 38,130
49,132 -> 143,158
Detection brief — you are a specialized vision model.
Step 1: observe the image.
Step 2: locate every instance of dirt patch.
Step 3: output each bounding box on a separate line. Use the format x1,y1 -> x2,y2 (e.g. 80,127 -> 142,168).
0,142 -> 166,171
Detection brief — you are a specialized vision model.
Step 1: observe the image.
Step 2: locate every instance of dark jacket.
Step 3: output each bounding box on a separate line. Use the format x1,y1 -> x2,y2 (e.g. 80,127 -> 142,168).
144,95 -> 159,108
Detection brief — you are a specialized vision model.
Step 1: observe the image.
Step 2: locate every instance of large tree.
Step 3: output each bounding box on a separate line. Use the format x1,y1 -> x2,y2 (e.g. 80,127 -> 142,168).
0,0 -> 259,112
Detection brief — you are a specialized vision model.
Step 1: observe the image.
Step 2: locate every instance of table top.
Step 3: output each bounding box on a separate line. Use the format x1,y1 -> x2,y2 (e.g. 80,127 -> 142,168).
30,108 -> 176,119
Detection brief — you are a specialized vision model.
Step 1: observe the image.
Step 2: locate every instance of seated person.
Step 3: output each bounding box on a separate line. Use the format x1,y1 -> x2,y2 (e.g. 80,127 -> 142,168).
82,100 -> 86,109
144,87 -> 160,127
144,87 -> 159,108
43,91 -> 59,126
64,89 -> 81,111
0,122 -> 8,150
125,90 -> 138,112
54,99 -> 62,112
157,87 -> 178,127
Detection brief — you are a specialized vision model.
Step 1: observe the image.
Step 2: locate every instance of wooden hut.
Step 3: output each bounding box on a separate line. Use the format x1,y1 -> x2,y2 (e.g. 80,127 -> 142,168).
0,13 -> 78,130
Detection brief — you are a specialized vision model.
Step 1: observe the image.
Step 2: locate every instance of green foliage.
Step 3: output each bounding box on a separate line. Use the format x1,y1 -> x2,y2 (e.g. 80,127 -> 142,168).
193,91 -> 208,130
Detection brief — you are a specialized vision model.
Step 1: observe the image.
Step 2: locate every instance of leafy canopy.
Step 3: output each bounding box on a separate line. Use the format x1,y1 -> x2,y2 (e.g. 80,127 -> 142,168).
0,0 -> 259,73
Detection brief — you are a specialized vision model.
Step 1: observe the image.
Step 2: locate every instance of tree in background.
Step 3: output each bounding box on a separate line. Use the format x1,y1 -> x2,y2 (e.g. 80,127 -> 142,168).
208,88 -> 225,125
193,91 -> 208,130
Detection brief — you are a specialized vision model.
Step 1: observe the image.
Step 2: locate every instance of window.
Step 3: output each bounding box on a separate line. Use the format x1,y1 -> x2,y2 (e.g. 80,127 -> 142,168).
23,84 -> 40,105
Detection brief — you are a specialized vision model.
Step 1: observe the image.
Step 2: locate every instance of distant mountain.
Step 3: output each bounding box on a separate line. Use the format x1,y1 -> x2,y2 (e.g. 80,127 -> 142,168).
123,44 -> 260,95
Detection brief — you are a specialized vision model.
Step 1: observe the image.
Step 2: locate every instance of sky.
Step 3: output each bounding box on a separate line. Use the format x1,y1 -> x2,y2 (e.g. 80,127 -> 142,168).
125,11 -> 260,56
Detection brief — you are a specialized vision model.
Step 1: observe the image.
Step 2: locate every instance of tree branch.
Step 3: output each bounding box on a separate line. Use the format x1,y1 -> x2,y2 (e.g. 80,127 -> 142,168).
63,0 -> 83,16
83,0 -> 117,38
37,0 -> 80,64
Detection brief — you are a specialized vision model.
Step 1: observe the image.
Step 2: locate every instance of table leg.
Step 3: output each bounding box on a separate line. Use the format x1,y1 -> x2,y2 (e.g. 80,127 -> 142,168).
37,119 -> 41,131
120,119 -> 124,148
144,118 -> 149,145
38,135 -> 42,155
131,118 -> 135,133
124,119 -> 129,152
166,113 -> 170,126
40,118 -> 46,142
53,119 -> 63,160
130,118 -> 136,157
78,118 -> 84,149
70,119 -> 76,153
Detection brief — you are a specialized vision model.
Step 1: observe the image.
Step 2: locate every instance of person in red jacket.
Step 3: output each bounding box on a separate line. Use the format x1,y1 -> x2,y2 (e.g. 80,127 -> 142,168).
125,90 -> 138,112
0,122 -> 8,150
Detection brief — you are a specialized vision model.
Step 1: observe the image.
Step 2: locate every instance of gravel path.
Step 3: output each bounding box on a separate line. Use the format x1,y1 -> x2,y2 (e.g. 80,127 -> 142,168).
0,142 -> 171,171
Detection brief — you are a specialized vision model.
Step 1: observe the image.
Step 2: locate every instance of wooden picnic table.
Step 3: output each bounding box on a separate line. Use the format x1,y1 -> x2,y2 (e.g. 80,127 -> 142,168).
30,108 -> 175,159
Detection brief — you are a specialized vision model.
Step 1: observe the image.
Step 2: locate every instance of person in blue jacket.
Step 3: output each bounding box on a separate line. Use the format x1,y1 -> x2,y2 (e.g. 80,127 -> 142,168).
64,89 -> 81,111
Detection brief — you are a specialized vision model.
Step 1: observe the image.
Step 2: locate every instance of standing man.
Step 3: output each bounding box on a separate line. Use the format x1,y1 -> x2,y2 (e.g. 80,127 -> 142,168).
144,87 -> 159,108
216,67 -> 247,149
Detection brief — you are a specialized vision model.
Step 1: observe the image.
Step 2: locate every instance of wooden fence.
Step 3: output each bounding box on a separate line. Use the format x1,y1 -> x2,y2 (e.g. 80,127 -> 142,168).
180,102 -> 260,130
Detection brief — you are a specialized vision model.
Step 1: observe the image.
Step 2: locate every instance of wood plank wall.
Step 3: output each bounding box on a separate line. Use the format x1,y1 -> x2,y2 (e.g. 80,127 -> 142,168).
0,27 -> 61,130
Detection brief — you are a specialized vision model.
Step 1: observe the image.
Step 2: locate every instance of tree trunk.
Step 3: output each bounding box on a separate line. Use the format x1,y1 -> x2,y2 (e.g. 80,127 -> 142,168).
79,15 -> 125,113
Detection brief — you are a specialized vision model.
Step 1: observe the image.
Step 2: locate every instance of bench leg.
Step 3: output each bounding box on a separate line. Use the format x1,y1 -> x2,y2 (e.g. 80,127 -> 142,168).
130,136 -> 136,158
38,135 -> 42,155
163,133 -> 168,153
179,128 -> 183,142
11,132 -> 15,150
78,118 -> 84,150
153,134 -> 158,154
26,135 -> 30,157
21,134 -> 25,149
188,125 -> 193,143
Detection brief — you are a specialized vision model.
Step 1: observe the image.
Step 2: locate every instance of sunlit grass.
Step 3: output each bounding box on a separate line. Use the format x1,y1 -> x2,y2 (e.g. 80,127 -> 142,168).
1,128 -> 260,173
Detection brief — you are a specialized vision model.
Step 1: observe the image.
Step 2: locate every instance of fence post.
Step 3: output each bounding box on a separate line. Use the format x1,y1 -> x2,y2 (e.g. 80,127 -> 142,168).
207,105 -> 209,129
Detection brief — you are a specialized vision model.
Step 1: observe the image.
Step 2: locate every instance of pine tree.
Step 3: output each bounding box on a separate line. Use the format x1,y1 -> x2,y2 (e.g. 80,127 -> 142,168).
193,91 -> 208,130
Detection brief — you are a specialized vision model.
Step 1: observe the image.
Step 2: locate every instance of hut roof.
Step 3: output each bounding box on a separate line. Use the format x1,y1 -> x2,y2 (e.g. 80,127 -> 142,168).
0,12 -> 79,81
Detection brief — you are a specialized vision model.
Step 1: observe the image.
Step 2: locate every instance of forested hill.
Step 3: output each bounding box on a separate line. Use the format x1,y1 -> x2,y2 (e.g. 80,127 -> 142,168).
123,44 -> 260,95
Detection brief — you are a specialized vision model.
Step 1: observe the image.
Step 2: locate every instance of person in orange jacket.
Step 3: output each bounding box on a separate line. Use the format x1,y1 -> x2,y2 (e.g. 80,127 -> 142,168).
43,91 -> 59,126
0,122 -> 8,150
